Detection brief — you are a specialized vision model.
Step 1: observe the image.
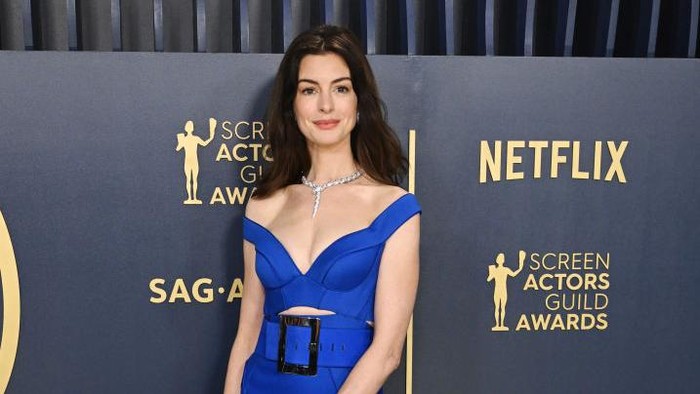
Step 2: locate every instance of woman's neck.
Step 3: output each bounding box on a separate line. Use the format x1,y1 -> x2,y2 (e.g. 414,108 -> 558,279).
305,144 -> 358,183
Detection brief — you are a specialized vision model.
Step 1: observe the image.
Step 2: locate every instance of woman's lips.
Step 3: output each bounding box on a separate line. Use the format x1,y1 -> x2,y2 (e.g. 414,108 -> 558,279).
313,119 -> 340,130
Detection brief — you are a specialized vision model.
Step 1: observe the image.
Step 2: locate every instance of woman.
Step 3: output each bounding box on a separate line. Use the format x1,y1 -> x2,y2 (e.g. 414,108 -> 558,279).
223,25 -> 420,394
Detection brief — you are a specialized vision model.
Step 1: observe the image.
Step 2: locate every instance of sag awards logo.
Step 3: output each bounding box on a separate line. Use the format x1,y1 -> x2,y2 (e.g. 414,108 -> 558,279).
487,251 -> 525,331
486,250 -> 610,332
148,117 -> 264,305
176,119 -> 216,204
175,117 -> 271,206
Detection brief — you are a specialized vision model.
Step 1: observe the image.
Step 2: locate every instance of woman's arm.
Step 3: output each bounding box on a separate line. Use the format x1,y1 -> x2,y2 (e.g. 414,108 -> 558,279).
338,214 -> 421,393
223,239 -> 265,394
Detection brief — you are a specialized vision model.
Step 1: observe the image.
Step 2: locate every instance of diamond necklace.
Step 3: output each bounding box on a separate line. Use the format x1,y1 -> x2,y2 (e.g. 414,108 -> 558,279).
301,170 -> 363,218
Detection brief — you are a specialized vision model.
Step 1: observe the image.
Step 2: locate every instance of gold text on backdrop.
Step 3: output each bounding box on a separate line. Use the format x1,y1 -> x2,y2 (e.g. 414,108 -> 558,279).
487,250 -> 611,332
479,140 -> 628,183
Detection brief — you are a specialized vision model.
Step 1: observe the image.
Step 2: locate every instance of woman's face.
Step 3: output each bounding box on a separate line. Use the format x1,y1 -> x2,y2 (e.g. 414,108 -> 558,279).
293,52 -> 358,151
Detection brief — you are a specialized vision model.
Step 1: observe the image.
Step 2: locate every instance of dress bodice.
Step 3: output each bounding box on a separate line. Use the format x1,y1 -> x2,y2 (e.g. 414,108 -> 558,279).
243,193 -> 421,322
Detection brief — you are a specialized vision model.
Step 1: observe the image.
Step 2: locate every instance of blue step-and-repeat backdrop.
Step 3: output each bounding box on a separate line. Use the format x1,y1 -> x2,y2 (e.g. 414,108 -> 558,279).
0,52 -> 698,393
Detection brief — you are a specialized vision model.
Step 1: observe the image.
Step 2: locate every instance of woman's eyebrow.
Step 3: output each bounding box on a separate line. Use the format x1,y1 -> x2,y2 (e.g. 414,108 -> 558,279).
298,77 -> 351,85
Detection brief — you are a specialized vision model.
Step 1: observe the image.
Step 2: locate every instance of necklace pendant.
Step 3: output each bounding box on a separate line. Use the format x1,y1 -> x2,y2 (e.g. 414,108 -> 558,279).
301,170 -> 363,218
311,191 -> 321,217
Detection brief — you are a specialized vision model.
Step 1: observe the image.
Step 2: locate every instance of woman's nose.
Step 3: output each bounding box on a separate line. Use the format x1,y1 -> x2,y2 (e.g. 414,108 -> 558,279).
318,91 -> 333,113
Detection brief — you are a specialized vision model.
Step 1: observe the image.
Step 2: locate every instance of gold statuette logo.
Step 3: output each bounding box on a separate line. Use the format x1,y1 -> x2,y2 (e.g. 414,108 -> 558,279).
487,251 -> 525,331
174,117 -> 271,206
487,250 -> 610,333
0,210 -> 21,392
176,119 -> 216,205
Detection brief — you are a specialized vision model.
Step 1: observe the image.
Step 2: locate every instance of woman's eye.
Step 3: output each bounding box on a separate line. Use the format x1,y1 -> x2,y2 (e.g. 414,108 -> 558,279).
300,87 -> 316,95
335,86 -> 350,93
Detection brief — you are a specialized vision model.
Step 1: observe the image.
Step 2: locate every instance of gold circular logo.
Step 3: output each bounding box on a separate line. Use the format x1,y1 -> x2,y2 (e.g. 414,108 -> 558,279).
0,210 -> 21,392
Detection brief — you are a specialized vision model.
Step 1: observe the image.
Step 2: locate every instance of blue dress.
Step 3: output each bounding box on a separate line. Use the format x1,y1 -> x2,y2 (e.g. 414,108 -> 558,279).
241,193 -> 421,393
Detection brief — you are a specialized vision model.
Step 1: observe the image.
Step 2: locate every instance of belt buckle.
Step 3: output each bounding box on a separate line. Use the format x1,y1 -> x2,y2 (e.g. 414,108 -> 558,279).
277,316 -> 320,376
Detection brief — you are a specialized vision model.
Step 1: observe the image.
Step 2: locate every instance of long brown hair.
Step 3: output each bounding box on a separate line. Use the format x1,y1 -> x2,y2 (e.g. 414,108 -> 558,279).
254,25 -> 407,198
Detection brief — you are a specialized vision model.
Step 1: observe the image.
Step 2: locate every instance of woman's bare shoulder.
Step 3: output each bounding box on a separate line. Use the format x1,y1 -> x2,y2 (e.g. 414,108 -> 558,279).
378,184 -> 410,202
360,184 -> 410,213
244,188 -> 289,224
